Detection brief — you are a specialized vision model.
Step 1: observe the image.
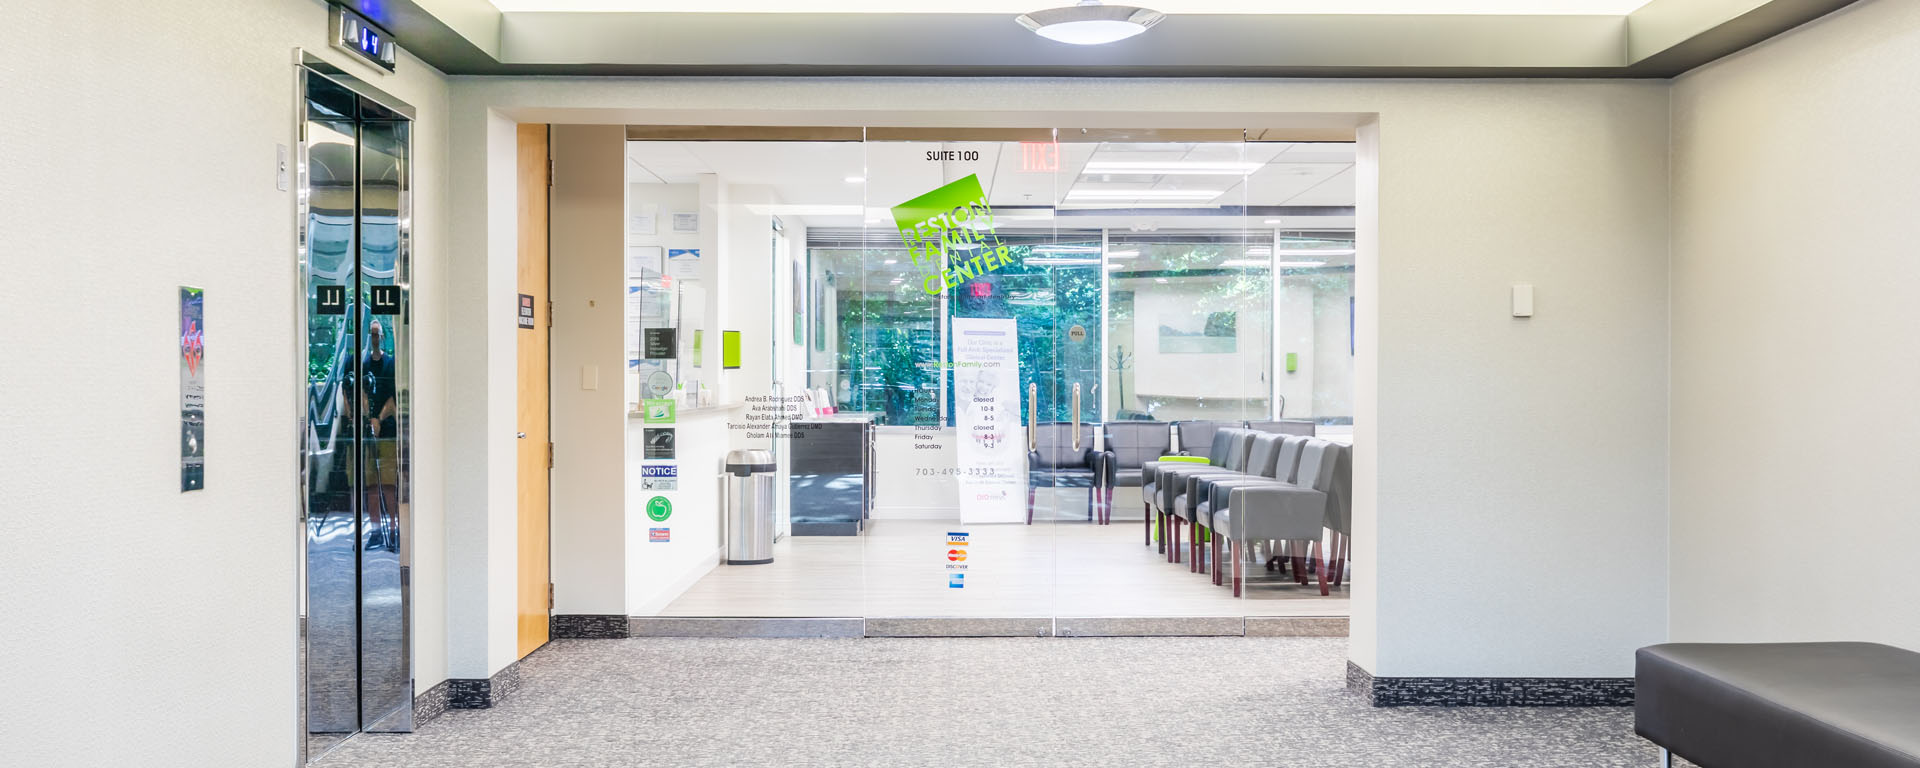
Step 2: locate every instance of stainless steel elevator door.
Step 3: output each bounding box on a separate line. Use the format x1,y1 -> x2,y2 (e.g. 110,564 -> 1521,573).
302,69 -> 413,759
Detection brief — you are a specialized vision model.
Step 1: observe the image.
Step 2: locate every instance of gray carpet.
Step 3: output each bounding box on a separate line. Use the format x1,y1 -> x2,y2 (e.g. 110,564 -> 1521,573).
319,637 -> 1671,767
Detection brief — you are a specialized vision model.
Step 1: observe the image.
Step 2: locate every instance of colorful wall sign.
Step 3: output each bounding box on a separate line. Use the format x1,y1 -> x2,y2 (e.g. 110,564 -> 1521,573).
180,286 -> 205,492
892,174 -> 1019,296
646,496 -> 673,522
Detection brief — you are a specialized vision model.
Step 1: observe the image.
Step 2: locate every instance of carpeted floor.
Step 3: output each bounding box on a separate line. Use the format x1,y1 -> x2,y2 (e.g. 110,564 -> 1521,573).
318,637 -> 1672,767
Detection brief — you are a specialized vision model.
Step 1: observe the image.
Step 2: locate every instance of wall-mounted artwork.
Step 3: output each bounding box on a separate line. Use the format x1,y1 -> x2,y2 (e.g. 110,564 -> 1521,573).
1157,310 -> 1237,354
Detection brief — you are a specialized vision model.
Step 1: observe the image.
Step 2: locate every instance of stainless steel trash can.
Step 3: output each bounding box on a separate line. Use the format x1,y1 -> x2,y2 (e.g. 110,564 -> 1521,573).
724,449 -> 777,565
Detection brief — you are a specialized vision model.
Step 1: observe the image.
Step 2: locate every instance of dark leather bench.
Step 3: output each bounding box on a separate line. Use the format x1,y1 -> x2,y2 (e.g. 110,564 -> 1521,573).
1636,642 -> 1920,768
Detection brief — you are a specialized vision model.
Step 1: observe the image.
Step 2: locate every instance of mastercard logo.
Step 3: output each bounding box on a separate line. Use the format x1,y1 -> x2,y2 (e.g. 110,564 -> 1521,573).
947,549 -> 968,562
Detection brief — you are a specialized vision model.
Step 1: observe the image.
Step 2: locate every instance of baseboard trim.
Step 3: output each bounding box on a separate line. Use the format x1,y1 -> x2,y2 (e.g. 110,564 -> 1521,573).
552,614 -> 630,639
413,679 -> 451,725
864,617 -> 1053,637
631,617 -> 863,638
447,654 -> 529,710
1346,661 -> 1633,707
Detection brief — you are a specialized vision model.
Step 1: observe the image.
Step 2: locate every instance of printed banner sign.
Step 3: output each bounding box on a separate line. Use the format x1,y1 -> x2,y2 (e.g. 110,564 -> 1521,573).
180,287 -> 205,492
649,527 -> 671,543
950,318 -> 1024,524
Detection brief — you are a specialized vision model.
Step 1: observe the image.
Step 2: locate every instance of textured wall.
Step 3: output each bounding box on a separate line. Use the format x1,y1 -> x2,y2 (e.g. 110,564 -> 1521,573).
1670,0 -> 1920,651
450,74 -> 1674,678
0,0 -> 451,765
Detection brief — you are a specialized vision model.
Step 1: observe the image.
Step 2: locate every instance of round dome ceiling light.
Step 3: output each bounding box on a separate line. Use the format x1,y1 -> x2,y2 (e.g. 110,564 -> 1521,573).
1016,1 -> 1165,46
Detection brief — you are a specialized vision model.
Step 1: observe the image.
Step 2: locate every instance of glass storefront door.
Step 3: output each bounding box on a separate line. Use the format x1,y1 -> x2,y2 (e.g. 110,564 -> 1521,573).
625,129 -> 1356,627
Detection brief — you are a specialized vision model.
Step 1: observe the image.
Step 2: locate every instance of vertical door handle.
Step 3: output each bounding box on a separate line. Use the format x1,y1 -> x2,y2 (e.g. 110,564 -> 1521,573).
1072,383 -> 1082,450
1028,382 -> 1038,452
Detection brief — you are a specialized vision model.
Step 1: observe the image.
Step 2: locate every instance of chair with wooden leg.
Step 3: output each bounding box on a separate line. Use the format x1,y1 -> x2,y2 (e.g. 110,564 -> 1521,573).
1209,441 -> 1349,597
1138,421 -> 1232,551
1175,433 -> 1285,575
1154,429 -> 1254,566
1188,435 -> 1308,582
1095,421 -> 1174,528
1024,422 -> 1097,525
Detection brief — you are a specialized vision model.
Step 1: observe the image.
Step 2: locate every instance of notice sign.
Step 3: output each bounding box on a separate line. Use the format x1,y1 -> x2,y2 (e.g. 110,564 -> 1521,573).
649,527 -> 670,543
643,328 -> 677,359
951,318 -> 1024,523
518,293 -> 537,329
644,428 -> 676,459
180,287 -> 206,492
641,464 -> 678,491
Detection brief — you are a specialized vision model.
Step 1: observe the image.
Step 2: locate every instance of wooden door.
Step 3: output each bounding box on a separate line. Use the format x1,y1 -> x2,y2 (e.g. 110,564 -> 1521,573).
516,123 -> 552,658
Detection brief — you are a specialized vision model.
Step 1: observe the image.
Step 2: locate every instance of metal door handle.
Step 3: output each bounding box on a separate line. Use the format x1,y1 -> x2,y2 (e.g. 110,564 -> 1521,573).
1072,383 -> 1082,450
1028,382 -> 1038,452
517,432 -> 526,439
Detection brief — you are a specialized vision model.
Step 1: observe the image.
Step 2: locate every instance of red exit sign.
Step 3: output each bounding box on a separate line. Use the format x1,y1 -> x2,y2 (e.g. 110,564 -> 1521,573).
1020,142 -> 1059,173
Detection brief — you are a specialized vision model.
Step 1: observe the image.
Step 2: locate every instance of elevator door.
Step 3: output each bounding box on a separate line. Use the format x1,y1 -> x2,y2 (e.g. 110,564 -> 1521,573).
302,68 -> 413,759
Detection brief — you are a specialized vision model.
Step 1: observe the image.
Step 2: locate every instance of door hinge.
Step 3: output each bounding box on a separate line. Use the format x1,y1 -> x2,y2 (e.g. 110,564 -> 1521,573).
547,156 -> 554,188
546,299 -> 554,329
548,583 -> 555,610
548,442 -> 555,468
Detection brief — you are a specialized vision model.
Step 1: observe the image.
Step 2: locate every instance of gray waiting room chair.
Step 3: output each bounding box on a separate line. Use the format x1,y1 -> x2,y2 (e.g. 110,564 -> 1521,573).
1210,440 -> 1352,596
1168,433 -> 1288,574
1245,419 -> 1316,437
1025,422 -> 1097,524
1187,435 -> 1311,582
1152,428 -> 1256,565
1094,421 -> 1174,525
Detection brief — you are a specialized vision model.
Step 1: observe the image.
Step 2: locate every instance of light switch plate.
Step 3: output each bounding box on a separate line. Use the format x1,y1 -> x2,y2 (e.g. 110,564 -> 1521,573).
581,365 -> 599,390
1512,284 -> 1534,317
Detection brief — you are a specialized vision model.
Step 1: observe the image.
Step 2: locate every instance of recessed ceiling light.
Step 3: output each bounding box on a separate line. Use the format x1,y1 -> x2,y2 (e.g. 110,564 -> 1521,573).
845,176 -> 865,183
1082,161 -> 1262,175
1016,1 -> 1164,46
1063,189 -> 1223,200
1262,218 -> 1284,225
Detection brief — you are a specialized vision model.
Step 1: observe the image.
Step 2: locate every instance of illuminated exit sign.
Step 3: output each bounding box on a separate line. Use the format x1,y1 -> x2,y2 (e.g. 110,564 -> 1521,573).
1020,142 -> 1059,173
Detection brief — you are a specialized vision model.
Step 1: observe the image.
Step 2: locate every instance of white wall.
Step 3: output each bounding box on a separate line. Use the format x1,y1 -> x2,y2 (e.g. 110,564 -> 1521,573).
1669,0 -> 1920,651
448,75 -> 1673,678
550,124 -> 628,615
0,0 -> 451,765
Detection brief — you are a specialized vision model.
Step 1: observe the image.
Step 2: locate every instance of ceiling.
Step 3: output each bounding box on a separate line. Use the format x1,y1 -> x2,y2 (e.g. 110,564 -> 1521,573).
375,0 -> 1858,77
489,1 -> 1654,14
627,140 -> 1357,231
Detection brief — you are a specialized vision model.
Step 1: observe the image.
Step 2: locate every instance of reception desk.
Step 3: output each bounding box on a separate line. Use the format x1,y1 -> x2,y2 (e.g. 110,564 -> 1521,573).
787,415 -> 875,536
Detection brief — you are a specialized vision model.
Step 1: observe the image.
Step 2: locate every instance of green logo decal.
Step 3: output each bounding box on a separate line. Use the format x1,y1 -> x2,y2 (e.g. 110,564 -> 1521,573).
892,174 -> 1017,295
643,398 -> 676,424
646,496 -> 673,522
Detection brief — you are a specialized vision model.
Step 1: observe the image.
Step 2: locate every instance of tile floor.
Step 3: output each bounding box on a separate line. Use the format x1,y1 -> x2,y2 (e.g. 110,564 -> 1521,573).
317,636 -> 1674,768
659,518 -> 1349,618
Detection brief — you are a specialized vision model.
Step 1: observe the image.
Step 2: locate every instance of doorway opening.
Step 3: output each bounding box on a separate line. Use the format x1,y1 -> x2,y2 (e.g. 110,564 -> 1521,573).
620,128 -> 1354,628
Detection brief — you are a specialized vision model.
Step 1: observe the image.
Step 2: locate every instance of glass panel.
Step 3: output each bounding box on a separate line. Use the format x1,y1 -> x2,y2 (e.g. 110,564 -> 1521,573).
356,117 -> 410,733
303,110 -> 359,750
863,137 -> 1055,619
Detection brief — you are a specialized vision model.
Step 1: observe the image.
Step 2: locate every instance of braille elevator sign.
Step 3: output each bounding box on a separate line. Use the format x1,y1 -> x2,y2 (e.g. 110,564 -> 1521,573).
317,285 -> 346,315
518,294 -> 536,329
370,285 -> 401,315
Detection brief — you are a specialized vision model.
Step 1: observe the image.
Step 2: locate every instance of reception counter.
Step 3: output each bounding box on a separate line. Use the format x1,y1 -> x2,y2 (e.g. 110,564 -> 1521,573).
786,415 -> 875,536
